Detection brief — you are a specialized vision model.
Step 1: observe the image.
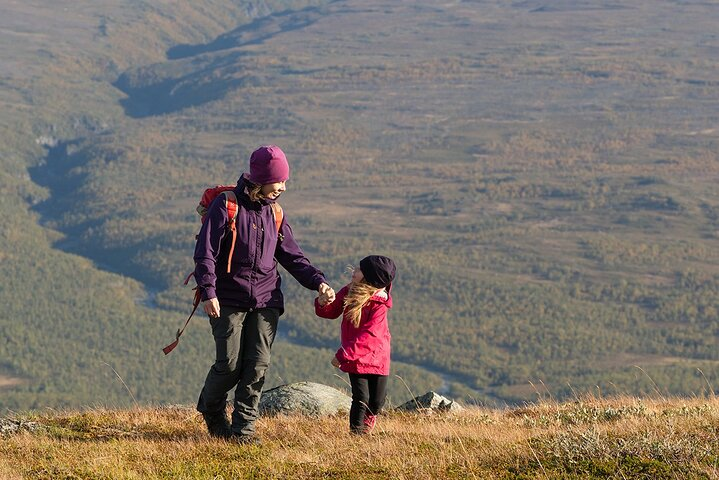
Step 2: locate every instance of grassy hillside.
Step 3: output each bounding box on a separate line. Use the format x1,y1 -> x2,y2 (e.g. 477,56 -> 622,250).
1,0 -> 719,410
0,0 -> 445,410
2,396 -> 719,478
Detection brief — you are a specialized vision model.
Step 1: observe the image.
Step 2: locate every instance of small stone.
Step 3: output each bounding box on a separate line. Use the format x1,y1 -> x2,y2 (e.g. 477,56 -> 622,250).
396,391 -> 463,413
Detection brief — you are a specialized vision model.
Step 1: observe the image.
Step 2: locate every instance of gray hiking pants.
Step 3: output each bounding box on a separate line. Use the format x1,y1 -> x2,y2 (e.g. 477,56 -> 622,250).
196,306 -> 279,436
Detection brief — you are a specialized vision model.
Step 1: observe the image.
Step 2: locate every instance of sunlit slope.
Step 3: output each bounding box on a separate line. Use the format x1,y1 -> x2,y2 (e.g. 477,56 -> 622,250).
2,0 -> 719,409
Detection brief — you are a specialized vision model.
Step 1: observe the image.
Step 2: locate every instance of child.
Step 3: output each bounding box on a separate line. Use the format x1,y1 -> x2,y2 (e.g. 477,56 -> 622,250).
315,255 -> 396,434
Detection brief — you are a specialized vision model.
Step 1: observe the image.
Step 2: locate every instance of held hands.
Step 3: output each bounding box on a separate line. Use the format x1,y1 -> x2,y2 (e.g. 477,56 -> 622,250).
331,357 -> 341,368
203,297 -> 221,318
317,282 -> 336,306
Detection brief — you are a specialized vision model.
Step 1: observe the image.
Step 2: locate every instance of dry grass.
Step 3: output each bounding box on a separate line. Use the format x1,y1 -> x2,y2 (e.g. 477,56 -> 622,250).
2,396 -> 719,479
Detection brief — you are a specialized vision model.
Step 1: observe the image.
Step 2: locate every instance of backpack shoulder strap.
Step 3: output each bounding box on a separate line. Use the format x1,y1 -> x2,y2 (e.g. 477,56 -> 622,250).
222,190 -> 238,225
270,202 -> 283,233
221,190 -> 238,273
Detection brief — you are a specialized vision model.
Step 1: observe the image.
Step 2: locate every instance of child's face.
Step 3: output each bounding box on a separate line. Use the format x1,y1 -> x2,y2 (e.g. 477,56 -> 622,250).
352,267 -> 364,284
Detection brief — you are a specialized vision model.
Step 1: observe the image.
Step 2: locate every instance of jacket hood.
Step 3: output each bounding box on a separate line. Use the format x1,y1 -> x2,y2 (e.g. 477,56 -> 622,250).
369,288 -> 392,309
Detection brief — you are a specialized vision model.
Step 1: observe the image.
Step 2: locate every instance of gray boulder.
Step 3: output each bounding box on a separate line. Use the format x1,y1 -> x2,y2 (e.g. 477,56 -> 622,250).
396,391 -> 463,413
0,418 -> 43,436
259,382 -> 351,417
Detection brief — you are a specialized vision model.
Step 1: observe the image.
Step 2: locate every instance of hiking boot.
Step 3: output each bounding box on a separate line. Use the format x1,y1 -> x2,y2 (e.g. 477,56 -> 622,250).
229,433 -> 262,446
202,412 -> 231,439
363,414 -> 377,434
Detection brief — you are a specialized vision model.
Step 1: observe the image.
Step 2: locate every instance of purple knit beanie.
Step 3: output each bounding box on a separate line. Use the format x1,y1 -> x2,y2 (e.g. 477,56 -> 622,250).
248,145 -> 290,185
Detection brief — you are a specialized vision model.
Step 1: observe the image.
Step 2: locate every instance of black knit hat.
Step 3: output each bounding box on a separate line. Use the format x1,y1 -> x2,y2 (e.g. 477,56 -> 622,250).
359,255 -> 396,289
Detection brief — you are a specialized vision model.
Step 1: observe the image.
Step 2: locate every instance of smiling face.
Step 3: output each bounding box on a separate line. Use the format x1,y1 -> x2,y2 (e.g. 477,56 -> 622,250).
260,181 -> 286,200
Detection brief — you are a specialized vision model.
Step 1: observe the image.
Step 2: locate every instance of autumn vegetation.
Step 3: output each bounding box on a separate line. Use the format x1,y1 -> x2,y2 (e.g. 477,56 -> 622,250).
3,395 -> 719,478
1,0 -> 718,414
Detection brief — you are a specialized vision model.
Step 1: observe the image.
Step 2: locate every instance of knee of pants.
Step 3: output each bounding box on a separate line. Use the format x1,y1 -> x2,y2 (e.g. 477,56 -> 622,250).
368,398 -> 385,414
352,391 -> 370,405
240,359 -> 270,385
244,349 -> 272,366
212,357 -> 240,376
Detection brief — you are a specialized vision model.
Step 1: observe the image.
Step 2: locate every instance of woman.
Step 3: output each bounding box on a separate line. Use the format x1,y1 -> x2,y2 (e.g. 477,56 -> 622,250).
194,145 -> 335,444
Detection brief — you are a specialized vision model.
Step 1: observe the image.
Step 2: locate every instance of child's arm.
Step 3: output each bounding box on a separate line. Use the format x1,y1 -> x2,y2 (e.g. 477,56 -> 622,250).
314,285 -> 348,319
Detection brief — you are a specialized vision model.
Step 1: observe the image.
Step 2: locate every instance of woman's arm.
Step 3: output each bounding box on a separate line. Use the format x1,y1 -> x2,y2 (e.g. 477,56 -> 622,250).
275,219 -> 327,291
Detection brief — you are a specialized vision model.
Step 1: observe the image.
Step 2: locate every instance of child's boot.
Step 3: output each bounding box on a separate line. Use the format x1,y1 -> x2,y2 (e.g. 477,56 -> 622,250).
363,414 -> 376,434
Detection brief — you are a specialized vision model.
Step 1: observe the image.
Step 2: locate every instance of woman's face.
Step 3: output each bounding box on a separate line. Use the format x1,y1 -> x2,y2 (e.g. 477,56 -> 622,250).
260,181 -> 286,200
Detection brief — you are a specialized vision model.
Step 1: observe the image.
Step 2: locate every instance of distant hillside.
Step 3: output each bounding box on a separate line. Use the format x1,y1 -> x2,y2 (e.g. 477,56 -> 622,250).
2,396 -> 719,478
1,0 -> 719,411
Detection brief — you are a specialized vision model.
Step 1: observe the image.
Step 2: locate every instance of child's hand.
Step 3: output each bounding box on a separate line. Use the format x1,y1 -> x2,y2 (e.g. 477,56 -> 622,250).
317,291 -> 334,306
331,357 -> 340,368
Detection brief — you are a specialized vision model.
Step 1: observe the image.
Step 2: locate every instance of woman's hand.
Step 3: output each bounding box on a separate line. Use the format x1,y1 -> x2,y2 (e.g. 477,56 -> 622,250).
331,357 -> 341,368
203,297 -> 221,318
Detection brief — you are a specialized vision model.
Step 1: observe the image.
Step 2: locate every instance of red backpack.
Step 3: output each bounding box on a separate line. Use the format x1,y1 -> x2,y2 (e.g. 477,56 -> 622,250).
163,185 -> 284,355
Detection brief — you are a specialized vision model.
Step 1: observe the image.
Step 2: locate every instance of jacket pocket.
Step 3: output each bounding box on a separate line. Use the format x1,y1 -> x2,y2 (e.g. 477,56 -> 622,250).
231,210 -> 253,266
258,212 -> 279,269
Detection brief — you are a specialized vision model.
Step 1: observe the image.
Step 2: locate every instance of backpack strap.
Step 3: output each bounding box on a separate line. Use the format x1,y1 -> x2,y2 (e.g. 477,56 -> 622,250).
167,188 -> 239,354
222,190 -> 238,273
162,274 -> 202,355
270,202 -> 283,234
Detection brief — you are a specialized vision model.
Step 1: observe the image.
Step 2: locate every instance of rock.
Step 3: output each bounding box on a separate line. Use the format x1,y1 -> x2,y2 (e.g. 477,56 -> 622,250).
396,391 -> 463,413
259,382 -> 351,417
35,135 -> 59,148
0,418 -> 43,436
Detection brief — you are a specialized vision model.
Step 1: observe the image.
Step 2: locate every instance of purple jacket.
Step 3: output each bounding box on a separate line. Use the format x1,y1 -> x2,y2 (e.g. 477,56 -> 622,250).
194,175 -> 326,313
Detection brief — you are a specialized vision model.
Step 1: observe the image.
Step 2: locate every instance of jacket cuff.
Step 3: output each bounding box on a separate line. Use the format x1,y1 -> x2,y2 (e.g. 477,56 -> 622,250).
313,275 -> 328,291
201,287 -> 216,302
335,349 -> 346,364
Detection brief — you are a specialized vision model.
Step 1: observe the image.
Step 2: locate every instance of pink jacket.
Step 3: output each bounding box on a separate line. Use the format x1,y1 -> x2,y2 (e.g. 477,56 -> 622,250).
314,284 -> 392,375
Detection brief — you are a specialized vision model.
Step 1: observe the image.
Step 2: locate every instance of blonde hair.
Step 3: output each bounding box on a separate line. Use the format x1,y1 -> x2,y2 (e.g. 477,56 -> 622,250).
343,279 -> 379,328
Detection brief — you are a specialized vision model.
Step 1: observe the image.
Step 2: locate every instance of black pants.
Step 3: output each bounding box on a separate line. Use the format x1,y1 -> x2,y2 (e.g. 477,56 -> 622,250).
197,307 -> 279,436
348,373 -> 388,433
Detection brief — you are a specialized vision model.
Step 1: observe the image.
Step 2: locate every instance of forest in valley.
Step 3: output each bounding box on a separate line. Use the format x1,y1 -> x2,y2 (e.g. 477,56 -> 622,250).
1,0 -> 718,410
